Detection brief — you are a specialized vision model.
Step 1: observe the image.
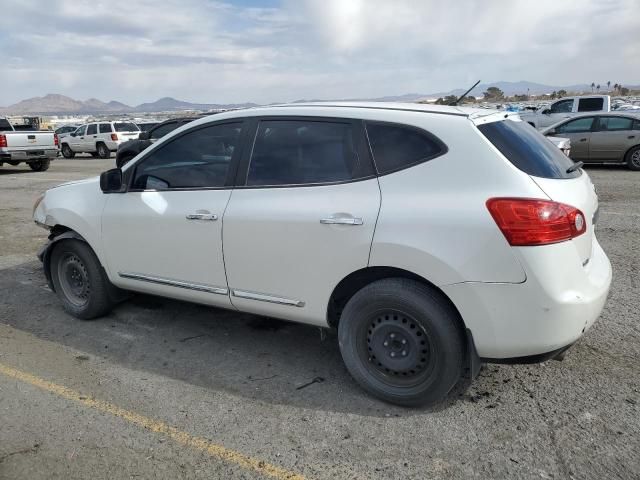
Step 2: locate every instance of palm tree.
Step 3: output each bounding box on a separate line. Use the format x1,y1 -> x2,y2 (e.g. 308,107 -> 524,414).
591,82 -> 595,92
596,84 -> 601,93
607,80 -> 611,91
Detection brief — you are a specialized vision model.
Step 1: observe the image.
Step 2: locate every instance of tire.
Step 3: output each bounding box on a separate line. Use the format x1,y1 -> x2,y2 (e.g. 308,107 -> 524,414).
96,143 -> 110,159
29,159 -> 50,172
7,160 -> 20,166
50,239 -> 114,319
116,154 -> 135,169
338,278 -> 464,407
61,144 -> 75,158
90,152 -> 100,158
625,145 -> 640,171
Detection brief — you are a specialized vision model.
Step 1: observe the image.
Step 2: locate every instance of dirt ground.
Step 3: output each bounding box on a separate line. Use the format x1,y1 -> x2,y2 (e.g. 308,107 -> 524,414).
0,158 -> 638,479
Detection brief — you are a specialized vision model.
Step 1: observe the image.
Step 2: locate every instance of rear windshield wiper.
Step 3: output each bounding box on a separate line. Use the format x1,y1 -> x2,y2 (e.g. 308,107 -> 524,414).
566,161 -> 584,174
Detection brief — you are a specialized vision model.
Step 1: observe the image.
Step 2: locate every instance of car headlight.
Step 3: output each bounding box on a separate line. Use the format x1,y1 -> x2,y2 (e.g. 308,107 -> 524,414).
33,192 -> 45,217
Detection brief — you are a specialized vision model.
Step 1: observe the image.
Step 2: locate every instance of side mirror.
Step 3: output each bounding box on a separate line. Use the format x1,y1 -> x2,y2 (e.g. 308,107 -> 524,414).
138,131 -> 150,140
542,109 -> 551,115
547,129 -> 557,136
100,168 -> 124,193
70,132 -> 77,137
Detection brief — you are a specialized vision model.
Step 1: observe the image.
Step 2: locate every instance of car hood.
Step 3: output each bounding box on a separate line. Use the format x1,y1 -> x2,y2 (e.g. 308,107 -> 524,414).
49,176 -> 100,190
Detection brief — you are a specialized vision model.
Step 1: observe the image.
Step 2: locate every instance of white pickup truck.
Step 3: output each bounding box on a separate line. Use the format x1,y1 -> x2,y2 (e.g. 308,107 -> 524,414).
520,95 -> 612,129
0,117 -> 58,171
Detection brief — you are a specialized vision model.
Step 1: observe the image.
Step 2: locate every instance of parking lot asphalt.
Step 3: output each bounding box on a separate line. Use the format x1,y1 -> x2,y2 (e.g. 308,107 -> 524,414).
0,157 -> 638,479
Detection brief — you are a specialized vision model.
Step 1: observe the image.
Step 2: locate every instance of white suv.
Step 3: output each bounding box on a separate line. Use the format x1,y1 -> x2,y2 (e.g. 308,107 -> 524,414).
33,103 -> 612,406
60,121 -> 140,159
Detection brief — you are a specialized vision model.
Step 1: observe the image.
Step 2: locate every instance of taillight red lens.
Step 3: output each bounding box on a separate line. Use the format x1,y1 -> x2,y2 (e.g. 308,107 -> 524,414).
111,133 -> 118,141
486,198 -> 586,246
0,134 -> 6,148
54,133 -> 59,147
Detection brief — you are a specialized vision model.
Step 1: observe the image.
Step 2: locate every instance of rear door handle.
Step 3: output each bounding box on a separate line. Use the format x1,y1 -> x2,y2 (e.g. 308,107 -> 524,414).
320,216 -> 363,225
186,213 -> 218,221
628,135 -> 636,139
580,138 -> 588,142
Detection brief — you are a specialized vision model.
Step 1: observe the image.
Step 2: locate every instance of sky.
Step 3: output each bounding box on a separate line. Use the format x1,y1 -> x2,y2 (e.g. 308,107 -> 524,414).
1,0 -> 638,106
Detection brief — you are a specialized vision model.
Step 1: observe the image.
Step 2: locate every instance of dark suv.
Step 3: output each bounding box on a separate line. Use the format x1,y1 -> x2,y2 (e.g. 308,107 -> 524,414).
115,117 -> 199,168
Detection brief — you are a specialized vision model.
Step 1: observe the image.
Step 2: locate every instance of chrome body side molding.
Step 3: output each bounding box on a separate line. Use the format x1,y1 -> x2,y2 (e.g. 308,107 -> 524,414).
231,289 -> 305,307
118,272 -> 228,295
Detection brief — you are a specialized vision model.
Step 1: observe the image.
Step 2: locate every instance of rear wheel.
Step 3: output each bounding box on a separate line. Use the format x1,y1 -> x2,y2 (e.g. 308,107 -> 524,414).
29,159 -> 50,171
61,144 -> 75,158
626,145 -> 640,171
96,143 -> 110,159
338,278 -> 464,407
50,239 -> 114,319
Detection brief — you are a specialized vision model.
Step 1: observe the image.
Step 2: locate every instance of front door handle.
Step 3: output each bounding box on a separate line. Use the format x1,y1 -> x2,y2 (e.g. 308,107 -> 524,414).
186,213 -> 218,221
320,216 -> 363,225
580,138 -> 588,142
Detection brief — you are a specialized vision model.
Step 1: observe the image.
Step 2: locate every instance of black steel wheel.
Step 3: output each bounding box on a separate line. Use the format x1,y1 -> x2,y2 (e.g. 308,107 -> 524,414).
28,159 -> 50,171
50,239 -> 114,319
338,278 -> 464,407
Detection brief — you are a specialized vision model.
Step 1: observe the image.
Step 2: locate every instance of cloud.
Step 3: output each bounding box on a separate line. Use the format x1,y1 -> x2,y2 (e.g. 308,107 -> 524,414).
0,0 -> 637,105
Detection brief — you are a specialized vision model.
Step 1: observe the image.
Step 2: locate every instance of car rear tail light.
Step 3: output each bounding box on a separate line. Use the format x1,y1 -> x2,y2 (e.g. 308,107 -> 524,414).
54,133 -> 59,147
0,134 -> 6,148
111,133 -> 118,141
486,198 -> 586,246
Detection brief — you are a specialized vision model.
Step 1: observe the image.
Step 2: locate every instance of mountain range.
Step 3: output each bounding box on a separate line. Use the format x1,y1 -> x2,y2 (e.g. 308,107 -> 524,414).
1,81 -> 637,115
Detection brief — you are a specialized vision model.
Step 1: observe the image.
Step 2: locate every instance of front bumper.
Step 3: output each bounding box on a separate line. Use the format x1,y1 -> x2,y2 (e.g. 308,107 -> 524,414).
442,238 -> 612,359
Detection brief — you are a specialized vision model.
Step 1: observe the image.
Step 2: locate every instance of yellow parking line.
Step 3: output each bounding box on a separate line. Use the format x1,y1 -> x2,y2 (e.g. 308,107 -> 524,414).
0,362 -> 306,480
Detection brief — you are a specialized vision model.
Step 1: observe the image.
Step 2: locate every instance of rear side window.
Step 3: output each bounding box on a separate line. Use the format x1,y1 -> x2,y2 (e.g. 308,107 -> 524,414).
247,120 -> 361,186
598,116 -> 634,131
365,122 -> 446,174
99,123 -> 112,133
86,124 -> 97,135
478,120 -> 580,179
578,98 -> 604,112
150,122 -> 178,139
114,122 -> 139,132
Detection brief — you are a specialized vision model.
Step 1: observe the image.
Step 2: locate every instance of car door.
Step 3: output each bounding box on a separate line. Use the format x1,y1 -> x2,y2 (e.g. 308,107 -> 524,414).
69,125 -> 86,151
85,123 -> 98,151
222,117 -> 381,326
589,116 -> 636,162
552,116 -> 596,161
101,120 -> 247,307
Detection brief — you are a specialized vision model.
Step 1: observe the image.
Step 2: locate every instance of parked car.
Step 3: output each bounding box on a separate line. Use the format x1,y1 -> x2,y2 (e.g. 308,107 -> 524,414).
116,117 -> 199,168
546,135 -> 571,157
55,124 -> 80,140
541,113 -> 640,170
0,117 -> 58,171
33,103 -> 611,407
520,95 -> 613,129
60,121 -> 140,159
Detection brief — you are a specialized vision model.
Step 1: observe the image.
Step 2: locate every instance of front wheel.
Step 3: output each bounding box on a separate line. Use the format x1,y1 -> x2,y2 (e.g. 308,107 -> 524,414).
338,278 -> 464,407
626,145 -> 640,171
50,239 -> 114,319
29,159 -> 50,171
61,144 -> 75,158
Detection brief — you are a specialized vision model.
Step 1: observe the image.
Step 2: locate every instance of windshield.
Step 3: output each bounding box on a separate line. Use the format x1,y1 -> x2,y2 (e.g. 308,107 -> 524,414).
114,122 -> 140,132
477,119 -> 580,179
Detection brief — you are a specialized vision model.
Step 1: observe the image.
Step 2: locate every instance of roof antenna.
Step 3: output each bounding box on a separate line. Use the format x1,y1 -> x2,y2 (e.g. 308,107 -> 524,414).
450,80 -> 481,106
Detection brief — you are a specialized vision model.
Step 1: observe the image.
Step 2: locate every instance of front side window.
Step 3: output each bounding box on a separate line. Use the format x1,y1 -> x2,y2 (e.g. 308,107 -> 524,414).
555,117 -> 595,133
75,126 -> 86,136
247,120 -> 361,186
131,123 -> 241,190
365,122 -> 446,174
86,124 -> 97,135
114,122 -> 139,132
549,99 -> 574,114
598,116 -> 634,131
577,98 -> 604,112
99,123 -> 112,133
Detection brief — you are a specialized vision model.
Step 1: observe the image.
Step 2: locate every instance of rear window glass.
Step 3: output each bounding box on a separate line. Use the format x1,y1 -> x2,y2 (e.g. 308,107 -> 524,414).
365,122 -> 446,174
577,98 -> 604,112
478,120 -> 580,179
114,122 -> 140,132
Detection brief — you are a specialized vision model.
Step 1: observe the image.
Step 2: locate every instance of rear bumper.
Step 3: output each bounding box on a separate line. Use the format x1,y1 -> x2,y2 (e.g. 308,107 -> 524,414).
442,237 -> 612,359
0,149 -> 58,161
